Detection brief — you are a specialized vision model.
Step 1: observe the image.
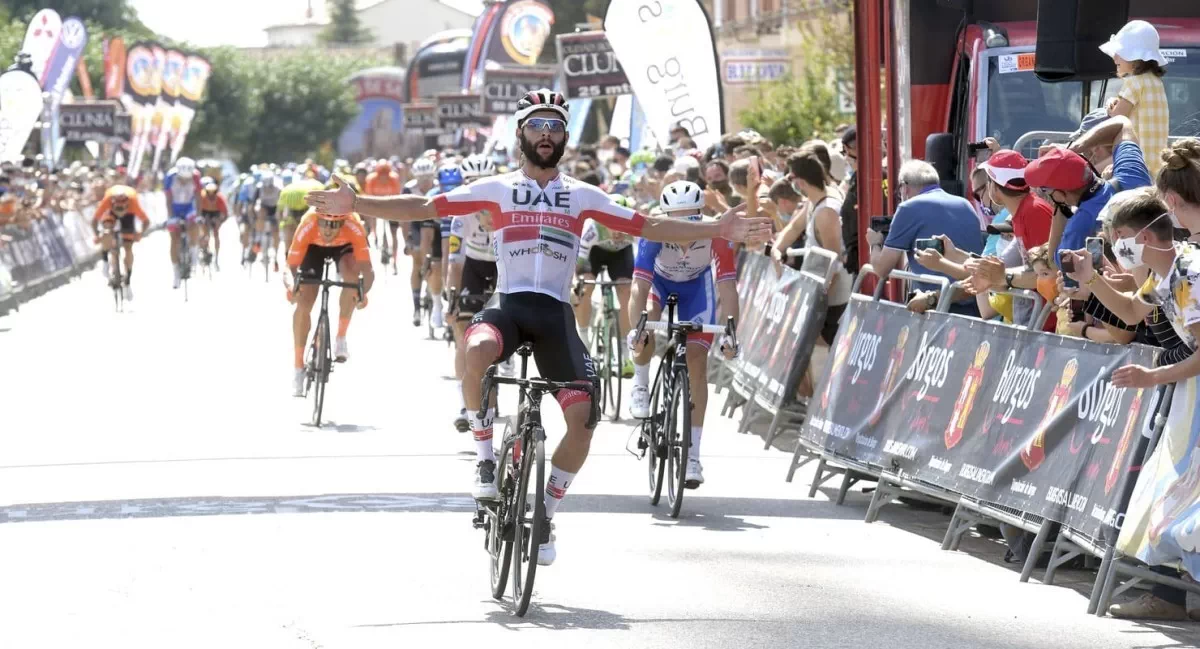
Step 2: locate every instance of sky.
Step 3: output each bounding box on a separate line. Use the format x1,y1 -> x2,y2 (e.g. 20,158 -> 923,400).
129,0 -> 483,48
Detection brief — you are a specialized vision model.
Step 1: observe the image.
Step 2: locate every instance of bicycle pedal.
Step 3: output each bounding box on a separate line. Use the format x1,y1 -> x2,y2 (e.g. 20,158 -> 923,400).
471,510 -> 487,529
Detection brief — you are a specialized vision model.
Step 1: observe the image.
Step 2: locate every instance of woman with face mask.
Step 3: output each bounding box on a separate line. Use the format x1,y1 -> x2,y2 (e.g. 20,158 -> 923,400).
1063,188 -> 1200,389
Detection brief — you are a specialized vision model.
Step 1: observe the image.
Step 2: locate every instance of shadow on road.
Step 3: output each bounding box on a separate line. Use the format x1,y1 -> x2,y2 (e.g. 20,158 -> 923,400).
356,602 -> 752,631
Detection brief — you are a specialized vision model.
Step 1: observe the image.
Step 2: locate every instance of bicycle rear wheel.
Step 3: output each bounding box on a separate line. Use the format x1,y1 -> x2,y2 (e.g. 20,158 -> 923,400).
666,367 -> 691,519
510,418 -> 545,617
647,363 -> 666,505
311,310 -> 330,426
489,419 -> 517,599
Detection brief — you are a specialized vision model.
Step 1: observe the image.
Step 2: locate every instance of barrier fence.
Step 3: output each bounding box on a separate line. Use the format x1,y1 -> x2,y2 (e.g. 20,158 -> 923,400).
718,249 -> 1194,618
0,192 -> 165,315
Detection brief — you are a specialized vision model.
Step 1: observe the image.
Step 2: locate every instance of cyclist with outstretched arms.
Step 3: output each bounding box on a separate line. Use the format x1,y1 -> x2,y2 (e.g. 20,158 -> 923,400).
627,180 -> 741,487
575,193 -> 638,377
446,154 -> 499,432
307,89 -> 771,565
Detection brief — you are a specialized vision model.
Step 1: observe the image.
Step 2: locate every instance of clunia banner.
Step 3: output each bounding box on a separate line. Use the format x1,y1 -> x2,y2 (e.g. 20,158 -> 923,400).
603,0 -> 723,151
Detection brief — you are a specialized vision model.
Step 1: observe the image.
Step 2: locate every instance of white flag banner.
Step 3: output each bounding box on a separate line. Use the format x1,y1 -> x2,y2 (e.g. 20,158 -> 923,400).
603,0 -> 723,151
0,68 -> 46,162
21,8 -> 63,85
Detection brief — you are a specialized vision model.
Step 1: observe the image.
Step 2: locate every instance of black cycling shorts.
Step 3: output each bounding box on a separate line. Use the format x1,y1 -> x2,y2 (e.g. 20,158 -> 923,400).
407,221 -> 442,260
458,257 -> 497,316
201,210 -> 221,225
468,292 -> 596,401
298,244 -> 353,278
262,204 -> 279,223
586,246 -> 634,280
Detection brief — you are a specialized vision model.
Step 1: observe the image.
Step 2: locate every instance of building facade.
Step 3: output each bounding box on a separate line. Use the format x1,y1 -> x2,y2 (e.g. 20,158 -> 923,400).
263,0 -> 477,58
712,0 -> 854,133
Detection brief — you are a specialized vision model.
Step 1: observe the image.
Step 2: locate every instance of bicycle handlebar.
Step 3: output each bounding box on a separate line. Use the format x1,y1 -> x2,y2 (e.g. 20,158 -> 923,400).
294,274 -> 364,300
478,364 -> 601,429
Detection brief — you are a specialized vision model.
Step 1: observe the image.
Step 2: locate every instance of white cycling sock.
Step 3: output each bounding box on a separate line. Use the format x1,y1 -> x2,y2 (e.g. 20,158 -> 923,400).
691,426 -> 703,459
634,362 -> 650,387
469,408 -> 495,463
545,465 -> 576,518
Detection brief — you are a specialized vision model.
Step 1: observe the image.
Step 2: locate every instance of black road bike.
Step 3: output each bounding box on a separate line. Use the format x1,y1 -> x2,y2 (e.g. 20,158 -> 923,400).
574,276 -> 631,421
472,343 -> 598,617
178,225 -> 193,302
631,293 -> 735,518
100,224 -> 125,312
295,257 -> 363,426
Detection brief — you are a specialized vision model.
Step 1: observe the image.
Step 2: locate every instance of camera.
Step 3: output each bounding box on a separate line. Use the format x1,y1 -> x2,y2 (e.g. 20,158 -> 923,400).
870,216 -> 893,235
914,238 -> 945,254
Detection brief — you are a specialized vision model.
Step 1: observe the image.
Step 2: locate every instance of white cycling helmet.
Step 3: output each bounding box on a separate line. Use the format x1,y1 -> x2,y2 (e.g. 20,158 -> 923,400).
175,157 -> 195,174
514,88 -> 569,124
460,154 -> 496,179
411,157 -> 436,177
659,180 -> 704,213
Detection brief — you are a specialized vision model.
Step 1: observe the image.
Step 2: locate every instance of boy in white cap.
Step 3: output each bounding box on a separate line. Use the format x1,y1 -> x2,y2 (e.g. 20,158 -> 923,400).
1101,19 -> 1170,177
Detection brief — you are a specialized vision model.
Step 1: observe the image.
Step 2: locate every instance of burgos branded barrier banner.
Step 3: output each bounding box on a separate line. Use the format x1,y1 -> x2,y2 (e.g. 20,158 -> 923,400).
731,252 -> 828,412
802,298 -> 1156,541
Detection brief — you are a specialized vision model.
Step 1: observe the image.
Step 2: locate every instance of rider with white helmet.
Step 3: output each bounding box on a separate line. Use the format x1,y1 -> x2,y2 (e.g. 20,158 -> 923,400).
405,155 -> 440,326
626,180 -> 741,488
165,156 -> 201,288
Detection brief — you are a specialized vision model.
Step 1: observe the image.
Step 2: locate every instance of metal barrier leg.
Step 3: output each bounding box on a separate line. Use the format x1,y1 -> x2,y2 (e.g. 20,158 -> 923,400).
1043,533 -> 1082,586
835,472 -> 859,505
763,408 -> 784,450
1095,559 -> 1123,617
942,504 -> 964,550
1019,520 -> 1054,583
864,477 -> 896,523
786,445 -> 815,483
808,459 -> 829,497
1087,546 -> 1116,615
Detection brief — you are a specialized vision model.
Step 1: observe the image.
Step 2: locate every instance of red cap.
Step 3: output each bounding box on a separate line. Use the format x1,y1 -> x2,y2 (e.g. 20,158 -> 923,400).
1024,147 -> 1090,192
980,150 -> 1028,190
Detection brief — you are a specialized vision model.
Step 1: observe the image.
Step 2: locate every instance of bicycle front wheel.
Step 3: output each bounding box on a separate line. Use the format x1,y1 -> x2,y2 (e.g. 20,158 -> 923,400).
311,310 -> 330,426
666,367 -> 691,519
489,437 -> 514,599
510,421 -> 546,617
594,325 -> 613,419
647,364 -> 666,505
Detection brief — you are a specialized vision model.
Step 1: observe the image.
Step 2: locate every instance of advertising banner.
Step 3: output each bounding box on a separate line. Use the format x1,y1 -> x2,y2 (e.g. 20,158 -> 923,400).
604,0 -> 724,150
436,94 -> 488,130
481,66 -> 557,116
59,102 -> 122,142
802,299 -> 1156,540
484,0 -> 555,67
0,64 -> 45,163
21,9 -> 63,85
104,37 -> 127,100
150,49 -> 185,172
555,31 -> 631,99
168,52 -> 212,163
721,49 -> 791,85
46,17 -> 88,164
1119,378 -> 1200,578
123,41 -> 158,176
403,103 -> 439,133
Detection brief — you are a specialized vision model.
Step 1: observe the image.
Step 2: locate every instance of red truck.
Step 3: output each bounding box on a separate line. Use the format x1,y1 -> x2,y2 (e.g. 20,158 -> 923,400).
856,0 -> 1200,267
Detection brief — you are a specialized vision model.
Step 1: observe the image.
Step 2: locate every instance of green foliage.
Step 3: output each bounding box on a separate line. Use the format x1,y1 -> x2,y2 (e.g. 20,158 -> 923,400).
0,12 -> 384,167
738,7 -> 854,146
2,0 -> 150,34
320,0 -> 372,45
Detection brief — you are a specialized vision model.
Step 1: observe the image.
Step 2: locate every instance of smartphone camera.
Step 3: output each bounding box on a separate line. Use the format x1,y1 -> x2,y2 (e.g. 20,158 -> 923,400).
1085,237 -> 1104,268
870,216 -> 893,235
1058,250 -> 1079,289
914,238 -> 945,254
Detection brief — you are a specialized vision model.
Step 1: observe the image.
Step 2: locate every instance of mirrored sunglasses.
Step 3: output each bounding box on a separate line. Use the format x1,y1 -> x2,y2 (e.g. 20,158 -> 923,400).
522,117 -> 567,134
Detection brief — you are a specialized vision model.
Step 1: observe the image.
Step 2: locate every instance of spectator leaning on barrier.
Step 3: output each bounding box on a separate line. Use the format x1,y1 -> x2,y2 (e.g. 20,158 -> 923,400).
981,149 -> 1054,253
867,160 -> 985,316
765,178 -> 802,233
772,151 -> 851,344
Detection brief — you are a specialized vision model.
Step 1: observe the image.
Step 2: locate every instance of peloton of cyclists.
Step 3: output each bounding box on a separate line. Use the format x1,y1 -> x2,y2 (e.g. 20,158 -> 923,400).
305,88 -> 771,566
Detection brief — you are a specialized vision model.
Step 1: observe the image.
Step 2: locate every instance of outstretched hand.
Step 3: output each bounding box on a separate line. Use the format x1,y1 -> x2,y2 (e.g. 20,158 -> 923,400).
305,174 -> 355,215
717,204 -> 773,245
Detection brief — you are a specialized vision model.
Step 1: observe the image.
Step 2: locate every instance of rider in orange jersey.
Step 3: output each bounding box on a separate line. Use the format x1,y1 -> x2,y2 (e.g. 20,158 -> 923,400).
92,185 -> 151,300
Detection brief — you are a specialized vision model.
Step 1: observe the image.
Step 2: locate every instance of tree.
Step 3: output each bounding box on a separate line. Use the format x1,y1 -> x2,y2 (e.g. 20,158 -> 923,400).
320,0 -> 372,45
2,0 -> 150,34
738,7 -> 854,145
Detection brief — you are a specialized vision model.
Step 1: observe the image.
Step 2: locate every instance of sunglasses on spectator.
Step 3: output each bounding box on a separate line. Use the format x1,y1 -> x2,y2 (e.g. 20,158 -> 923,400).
522,118 -> 567,134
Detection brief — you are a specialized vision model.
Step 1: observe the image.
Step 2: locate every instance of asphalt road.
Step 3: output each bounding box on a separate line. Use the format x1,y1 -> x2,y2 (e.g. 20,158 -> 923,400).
1,225 -> 1198,648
